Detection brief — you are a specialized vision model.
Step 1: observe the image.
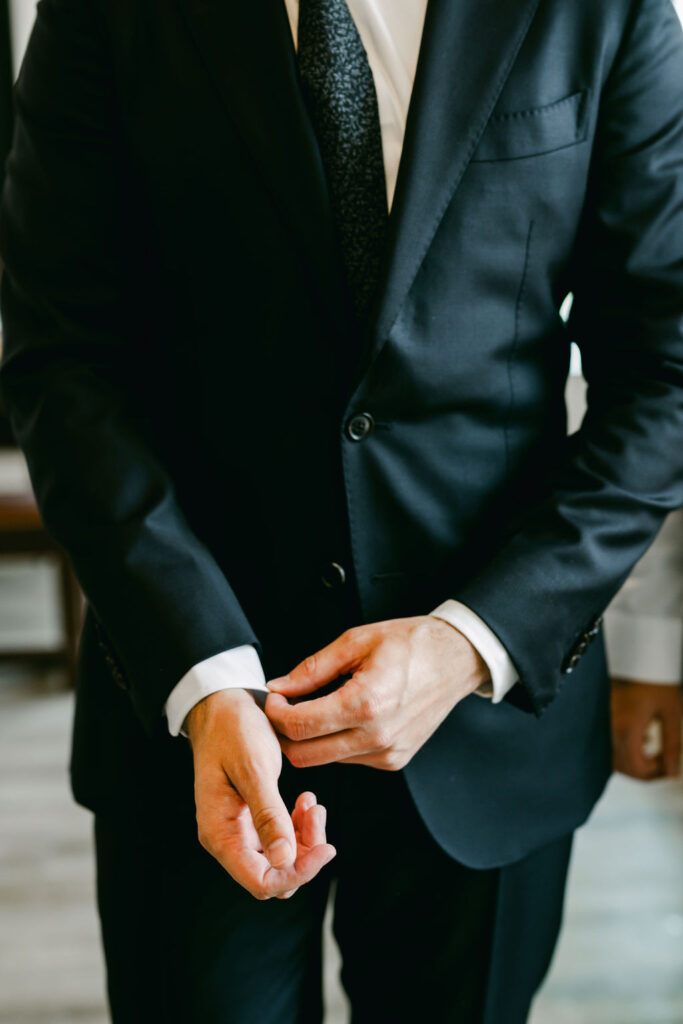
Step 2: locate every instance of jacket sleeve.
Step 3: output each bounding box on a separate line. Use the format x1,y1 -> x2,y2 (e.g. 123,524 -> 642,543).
0,0 -> 260,732
455,0 -> 683,714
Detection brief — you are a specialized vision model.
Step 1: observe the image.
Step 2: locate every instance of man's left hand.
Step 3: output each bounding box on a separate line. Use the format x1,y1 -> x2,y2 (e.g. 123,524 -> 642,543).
265,616 -> 488,771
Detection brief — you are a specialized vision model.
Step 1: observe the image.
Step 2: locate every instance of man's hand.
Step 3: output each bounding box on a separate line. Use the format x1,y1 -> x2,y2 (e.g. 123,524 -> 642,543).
265,616 -> 488,771
187,689 -> 336,899
611,679 -> 682,780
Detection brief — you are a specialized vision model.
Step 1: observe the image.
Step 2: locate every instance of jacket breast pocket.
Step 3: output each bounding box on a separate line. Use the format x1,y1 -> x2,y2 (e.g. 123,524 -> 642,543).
471,90 -> 589,162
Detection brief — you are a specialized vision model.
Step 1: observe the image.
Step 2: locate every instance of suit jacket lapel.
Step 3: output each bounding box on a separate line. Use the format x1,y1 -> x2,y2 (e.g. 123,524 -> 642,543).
361,0 -> 542,381
174,0 -> 344,319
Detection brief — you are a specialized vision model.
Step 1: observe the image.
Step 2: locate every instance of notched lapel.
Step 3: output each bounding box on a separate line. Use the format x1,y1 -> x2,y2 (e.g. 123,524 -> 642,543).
366,0 -> 542,373
173,0 -> 339,308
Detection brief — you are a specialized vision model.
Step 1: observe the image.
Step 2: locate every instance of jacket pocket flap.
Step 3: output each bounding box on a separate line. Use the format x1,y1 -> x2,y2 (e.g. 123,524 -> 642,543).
472,90 -> 589,162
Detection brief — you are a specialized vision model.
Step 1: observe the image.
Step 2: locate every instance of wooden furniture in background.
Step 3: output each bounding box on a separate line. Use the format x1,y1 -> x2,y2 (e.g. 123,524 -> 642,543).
0,454 -> 83,685
1,311 -> 83,684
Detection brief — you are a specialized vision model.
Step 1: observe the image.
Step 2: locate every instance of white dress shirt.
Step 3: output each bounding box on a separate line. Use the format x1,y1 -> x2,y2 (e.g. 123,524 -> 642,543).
165,0 -> 519,736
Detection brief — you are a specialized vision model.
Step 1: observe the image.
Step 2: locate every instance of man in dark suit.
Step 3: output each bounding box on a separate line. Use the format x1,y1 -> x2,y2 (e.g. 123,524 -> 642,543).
1,0 -> 682,1020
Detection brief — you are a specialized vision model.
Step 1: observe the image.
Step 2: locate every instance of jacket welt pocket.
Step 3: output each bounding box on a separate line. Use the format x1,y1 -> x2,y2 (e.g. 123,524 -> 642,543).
471,90 -> 589,162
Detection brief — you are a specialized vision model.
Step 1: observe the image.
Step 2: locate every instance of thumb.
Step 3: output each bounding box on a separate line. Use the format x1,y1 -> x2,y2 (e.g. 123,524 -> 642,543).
236,767 -> 297,869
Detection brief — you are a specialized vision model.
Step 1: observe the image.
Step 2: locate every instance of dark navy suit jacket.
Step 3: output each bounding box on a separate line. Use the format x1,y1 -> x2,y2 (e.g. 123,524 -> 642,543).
1,0 -> 682,866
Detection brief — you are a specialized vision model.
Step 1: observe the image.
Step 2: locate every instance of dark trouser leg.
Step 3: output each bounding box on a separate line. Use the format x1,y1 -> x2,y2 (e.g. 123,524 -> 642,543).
330,767 -> 572,1024
94,806 -> 331,1024
94,760 -> 571,1024
481,833 -> 573,1024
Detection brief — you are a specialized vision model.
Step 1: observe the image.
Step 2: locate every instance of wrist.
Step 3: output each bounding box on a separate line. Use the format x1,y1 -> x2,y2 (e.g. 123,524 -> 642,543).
430,616 -> 489,695
186,688 -> 260,745
429,602 -> 518,702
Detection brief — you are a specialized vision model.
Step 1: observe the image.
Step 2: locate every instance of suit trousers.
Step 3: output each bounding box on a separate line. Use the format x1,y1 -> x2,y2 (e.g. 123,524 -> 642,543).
94,760 -> 572,1024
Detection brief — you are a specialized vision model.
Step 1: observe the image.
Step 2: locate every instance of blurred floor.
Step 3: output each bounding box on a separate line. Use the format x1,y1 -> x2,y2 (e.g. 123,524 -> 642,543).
0,665 -> 681,1024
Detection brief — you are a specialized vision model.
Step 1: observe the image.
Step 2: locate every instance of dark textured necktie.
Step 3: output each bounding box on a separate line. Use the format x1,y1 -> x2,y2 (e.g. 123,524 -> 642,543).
297,0 -> 389,320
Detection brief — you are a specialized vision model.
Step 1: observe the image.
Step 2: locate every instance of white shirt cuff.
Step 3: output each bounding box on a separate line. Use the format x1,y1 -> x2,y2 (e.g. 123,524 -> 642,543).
603,609 -> 683,684
164,644 -> 268,737
430,599 -> 519,702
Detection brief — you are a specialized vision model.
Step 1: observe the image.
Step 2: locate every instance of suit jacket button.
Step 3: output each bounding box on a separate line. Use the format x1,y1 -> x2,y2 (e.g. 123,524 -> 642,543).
321,561 -> 346,589
346,412 -> 375,441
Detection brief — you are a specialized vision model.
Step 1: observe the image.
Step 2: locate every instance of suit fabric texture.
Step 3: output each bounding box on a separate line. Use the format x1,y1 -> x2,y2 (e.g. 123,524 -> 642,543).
1,0 -> 683,877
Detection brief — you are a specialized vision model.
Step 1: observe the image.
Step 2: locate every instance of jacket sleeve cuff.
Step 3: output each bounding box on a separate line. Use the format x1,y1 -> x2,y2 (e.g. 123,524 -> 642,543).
430,599 -> 519,702
603,609 -> 683,684
164,644 -> 268,737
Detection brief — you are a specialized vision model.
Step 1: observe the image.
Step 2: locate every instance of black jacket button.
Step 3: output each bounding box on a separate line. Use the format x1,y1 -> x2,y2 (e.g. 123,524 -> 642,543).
321,561 -> 347,589
346,412 -> 375,441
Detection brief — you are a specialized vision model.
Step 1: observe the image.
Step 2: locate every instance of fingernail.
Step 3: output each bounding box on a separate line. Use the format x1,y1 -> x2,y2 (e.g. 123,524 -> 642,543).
267,838 -> 293,867
317,805 -> 327,828
267,676 -> 288,691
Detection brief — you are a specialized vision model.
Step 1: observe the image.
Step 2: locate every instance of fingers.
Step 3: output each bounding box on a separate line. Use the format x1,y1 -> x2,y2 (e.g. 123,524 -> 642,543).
280,728 -> 380,769
266,686 -> 363,741
267,628 -> 367,697
276,793 -> 331,899
291,792 -> 328,854
211,836 -> 336,901
291,790 -> 317,833
301,802 -> 327,849
336,751 -> 408,770
231,762 -> 297,869
262,832 -> 336,901
279,793 -> 317,902
199,785 -> 336,900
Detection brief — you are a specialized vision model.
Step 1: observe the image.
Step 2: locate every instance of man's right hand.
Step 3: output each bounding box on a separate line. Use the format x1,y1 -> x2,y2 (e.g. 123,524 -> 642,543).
186,688 -> 336,899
